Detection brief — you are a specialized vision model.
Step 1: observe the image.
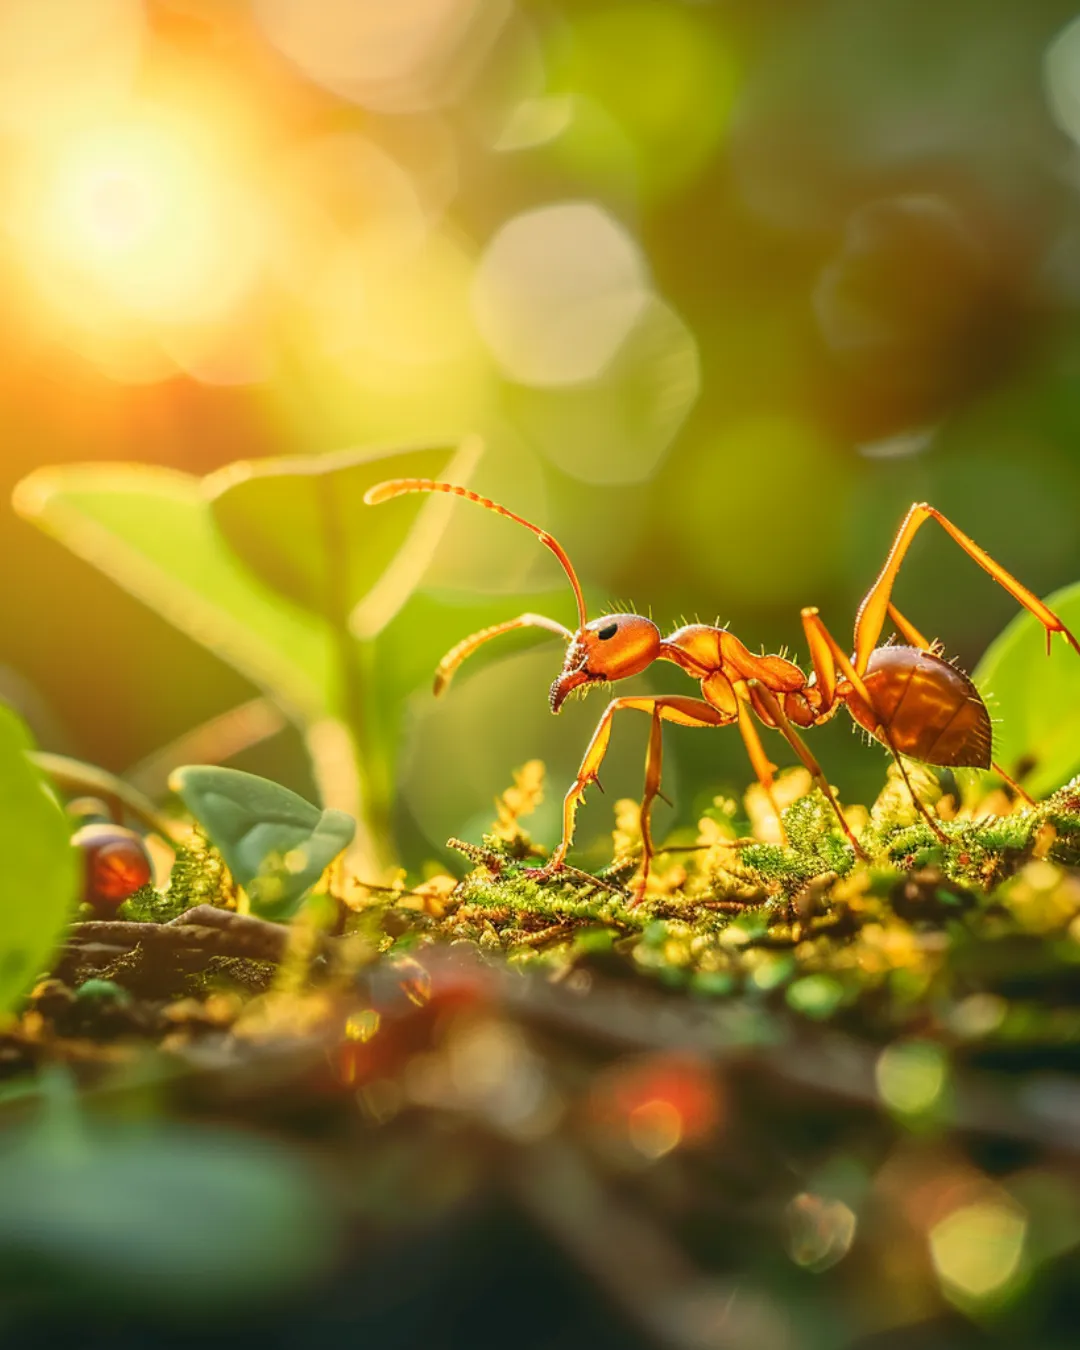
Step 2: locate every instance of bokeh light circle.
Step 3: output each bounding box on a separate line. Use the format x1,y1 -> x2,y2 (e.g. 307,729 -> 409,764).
472,201 -> 651,387
1045,17 -> 1080,147
514,297 -> 700,485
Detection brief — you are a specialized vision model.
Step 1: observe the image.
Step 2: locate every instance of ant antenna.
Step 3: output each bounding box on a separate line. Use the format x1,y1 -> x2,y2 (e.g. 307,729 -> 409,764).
364,478 -> 588,629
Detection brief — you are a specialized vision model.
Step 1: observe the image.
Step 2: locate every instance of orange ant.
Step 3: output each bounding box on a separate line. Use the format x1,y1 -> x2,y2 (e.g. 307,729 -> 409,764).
365,480 -> 1080,901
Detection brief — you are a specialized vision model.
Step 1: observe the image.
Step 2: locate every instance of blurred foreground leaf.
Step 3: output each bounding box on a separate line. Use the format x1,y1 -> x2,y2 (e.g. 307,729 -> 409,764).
0,704 -> 78,1015
13,464 -> 332,720
0,1076 -> 339,1312
974,581 -> 1080,795
170,765 -> 355,918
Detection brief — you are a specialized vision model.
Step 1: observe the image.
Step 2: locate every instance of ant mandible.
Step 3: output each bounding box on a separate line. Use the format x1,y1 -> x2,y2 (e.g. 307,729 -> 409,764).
365,479 -> 1080,902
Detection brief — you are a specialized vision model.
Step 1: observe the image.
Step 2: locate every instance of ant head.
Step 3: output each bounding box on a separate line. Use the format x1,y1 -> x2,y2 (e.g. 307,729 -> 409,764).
550,613 -> 661,712
363,480 -> 662,709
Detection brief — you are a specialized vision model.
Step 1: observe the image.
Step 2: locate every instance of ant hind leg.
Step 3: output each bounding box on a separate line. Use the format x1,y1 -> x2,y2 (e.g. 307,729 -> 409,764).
884,738 -> 950,846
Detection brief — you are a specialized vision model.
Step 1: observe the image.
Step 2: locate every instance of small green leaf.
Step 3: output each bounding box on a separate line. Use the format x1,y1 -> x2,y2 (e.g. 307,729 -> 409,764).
973,581 -> 1080,796
206,436 -> 482,637
169,765 -> 355,918
0,704 -> 79,1015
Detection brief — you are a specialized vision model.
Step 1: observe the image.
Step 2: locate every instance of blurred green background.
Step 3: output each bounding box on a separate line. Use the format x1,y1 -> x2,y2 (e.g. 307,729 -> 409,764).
5,0 -> 1080,870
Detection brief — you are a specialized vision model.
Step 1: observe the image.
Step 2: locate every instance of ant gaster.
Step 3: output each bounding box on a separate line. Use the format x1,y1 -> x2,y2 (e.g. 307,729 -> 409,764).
366,480 -> 1080,902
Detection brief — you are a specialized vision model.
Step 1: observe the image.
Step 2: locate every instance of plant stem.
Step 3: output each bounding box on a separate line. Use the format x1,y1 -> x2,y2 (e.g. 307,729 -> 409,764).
314,476 -> 394,878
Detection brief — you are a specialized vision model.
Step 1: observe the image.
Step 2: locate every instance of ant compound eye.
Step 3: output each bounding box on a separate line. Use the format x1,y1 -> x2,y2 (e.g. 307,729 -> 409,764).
597,622 -> 619,640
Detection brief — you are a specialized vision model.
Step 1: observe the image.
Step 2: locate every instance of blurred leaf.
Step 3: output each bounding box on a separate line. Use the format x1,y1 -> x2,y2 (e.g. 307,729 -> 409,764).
206,436 -> 482,638
13,464 -> 333,720
974,581 -> 1080,796
169,764 -> 355,917
0,704 -> 78,1015
0,1077 -> 339,1312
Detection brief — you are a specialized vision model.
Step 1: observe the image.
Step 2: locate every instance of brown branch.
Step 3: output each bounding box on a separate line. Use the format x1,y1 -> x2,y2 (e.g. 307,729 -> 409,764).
64,905 -> 338,966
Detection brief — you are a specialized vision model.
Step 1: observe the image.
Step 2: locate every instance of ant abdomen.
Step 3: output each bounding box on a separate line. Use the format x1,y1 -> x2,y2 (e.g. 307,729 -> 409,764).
848,645 -> 992,769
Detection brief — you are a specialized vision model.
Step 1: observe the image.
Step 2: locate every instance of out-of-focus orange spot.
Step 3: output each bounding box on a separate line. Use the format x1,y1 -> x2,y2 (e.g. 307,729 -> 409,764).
627,1098 -> 683,1158
589,1053 -> 721,1159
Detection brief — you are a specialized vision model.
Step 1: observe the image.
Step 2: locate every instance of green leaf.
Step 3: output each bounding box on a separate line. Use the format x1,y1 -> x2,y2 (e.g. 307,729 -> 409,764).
973,581 -> 1080,796
13,464 -> 333,720
169,765 -> 355,917
0,704 -> 78,1015
205,436 -> 482,637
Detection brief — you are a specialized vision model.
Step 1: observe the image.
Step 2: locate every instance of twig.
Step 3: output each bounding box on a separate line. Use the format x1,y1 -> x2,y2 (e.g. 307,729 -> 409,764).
32,751 -> 177,839
64,905 -> 337,966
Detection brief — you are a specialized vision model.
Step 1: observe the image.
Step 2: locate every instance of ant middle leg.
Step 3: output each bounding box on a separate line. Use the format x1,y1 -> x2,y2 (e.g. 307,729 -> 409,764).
632,707 -> 665,904
744,681 -> 869,860
881,734 -> 950,845
734,694 -> 788,845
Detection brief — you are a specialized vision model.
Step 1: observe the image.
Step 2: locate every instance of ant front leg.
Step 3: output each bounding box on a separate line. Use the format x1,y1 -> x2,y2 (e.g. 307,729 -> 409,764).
532,695 -> 732,899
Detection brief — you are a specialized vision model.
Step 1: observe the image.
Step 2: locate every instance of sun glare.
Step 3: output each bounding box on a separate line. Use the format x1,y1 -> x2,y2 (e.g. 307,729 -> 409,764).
18,110 -> 265,355
59,145 -> 162,259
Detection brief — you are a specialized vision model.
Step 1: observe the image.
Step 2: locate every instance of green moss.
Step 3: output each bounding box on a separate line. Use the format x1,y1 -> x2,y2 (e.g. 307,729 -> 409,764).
118,832 -> 230,923
343,768 -> 1080,1048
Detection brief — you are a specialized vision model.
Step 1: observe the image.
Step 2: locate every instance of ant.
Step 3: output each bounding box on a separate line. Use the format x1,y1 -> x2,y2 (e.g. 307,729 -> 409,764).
365,480 -> 1080,901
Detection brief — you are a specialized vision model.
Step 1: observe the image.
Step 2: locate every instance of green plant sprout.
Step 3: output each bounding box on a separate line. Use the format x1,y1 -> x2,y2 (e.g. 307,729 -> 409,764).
169,765 -> 355,919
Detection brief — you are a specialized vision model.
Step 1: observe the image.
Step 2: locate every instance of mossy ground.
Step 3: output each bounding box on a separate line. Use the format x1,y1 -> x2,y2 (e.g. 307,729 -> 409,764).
348,761 -> 1080,1051
9,762 -> 1080,1349
17,760 -> 1080,1064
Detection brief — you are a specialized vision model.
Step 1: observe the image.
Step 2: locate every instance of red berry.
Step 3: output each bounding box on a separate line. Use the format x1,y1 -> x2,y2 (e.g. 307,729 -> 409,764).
71,823 -> 153,911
